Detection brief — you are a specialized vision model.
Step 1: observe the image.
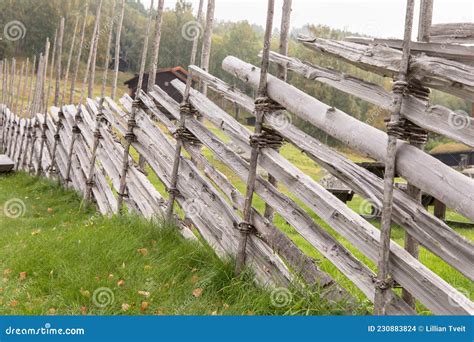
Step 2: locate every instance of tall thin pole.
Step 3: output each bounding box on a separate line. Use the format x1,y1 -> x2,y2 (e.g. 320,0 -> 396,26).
70,3 -> 89,104
37,38 -> 50,176
374,0 -> 415,315
112,0 -> 125,100
165,0 -> 205,220
100,2 -> 117,98
20,58 -> 30,116
54,17 -> 65,107
46,29 -> 58,111
235,0 -> 276,275
147,0 -> 165,90
199,0 -> 215,96
88,0 -> 103,99
64,15 -> 80,98
14,61 -> 25,114
116,0 -> 155,211
82,0 -> 103,102
264,0 -> 292,222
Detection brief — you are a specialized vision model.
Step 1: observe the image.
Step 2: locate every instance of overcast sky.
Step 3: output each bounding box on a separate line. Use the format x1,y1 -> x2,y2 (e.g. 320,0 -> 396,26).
140,0 -> 473,38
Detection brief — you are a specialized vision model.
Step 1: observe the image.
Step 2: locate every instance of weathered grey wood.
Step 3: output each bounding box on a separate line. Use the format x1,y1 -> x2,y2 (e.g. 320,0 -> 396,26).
88,0 -> 103,99
138,90 -> 355,304
112,0 -> 125,100
151,84 -> 415,314
222,56 -> 474,224
417,0 -> 433,42
199,0 -> 215,95
64,15 -> 79,95
298,35 -> 474,101
268,51 -> 474,147
375,0 -> 415,315
344,37 -> 474,65
171,79 -> 474,315
147,0 -> 165,90
70,4 -> 88,104
429,23 -> 474,43
113,94 -> 293,287
100,2 -> 116,98
54,18 -> 65,107
206,59 -> 474,278
117,0 -> 155,212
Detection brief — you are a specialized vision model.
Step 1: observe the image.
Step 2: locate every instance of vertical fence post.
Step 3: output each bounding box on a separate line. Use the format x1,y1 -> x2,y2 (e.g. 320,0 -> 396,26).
2,60 -> 10,154
88,1 -> 103,99
165,0 -> 204,221
46,29 -> 58,111
117,0 -> 155,212
54,18 -> 65,107
28,55 -> 45,172
147,0 -> 165,90
0,60 -> 4,153
63,16 -> 80,95
15,61 -> 25,115
263,0 -> 292,222
7,59 -> 17,156
112,0 -> 126,100
235,0 -> 276,275
21,56 -> 37,170
70,3 -> 89,104
374,0 -> 415,315
83,2 -> 117,197
199,0 -> 215,96
37,39 -> 50,176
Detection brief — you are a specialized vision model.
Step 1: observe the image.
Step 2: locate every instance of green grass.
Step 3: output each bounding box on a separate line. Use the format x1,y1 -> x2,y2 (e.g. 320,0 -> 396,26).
0,172 -> 356,315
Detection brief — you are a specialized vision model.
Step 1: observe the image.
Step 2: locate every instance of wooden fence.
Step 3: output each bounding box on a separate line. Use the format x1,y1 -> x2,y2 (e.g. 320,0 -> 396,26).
1,1 -> 473,316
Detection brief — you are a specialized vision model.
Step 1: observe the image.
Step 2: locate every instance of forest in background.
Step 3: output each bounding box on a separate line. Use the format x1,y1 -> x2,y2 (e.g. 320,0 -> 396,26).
0,0 -> 471,150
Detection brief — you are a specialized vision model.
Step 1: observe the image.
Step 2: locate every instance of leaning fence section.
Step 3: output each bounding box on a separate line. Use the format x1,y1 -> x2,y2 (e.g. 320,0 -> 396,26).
0,0 -> 473,316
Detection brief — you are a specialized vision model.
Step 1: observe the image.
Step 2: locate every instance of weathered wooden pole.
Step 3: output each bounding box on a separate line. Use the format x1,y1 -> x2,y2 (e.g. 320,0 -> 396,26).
83,3 -> 117,198
20,56 -> 37,169
417,0 -> 433,42
6,59 -> 16,155
147,0 -> 165,90
54,17 -> 65,107
116,0 -> 155,211
14,62 -> 28,171
235,0 -> 276,275
0,60 -> 4,153
88,0 -> 103,99
165,0 -> 204,220
37,39 -> 51,176
100,2 -> 117,99
19,58 -> 30,116
14,61 -> 25,115
46,29 -> 58,111
82,0 -> 102,102
70,3 -> 89,104
374,0 -> 415,315
112,0 -> 125,100
63,15 -> 80,97
264,0 -> 292,222
199,0 -> 215,96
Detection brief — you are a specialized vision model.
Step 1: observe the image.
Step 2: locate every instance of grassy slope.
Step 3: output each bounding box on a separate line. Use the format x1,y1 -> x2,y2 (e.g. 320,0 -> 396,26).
0,172 -> 355,315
